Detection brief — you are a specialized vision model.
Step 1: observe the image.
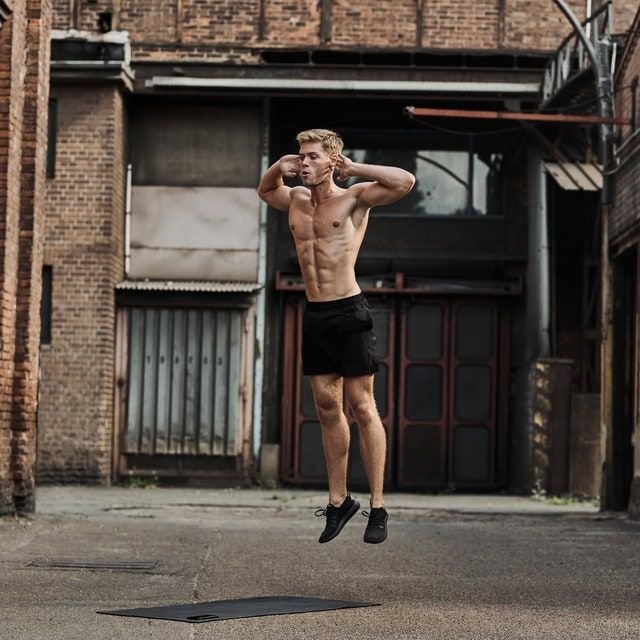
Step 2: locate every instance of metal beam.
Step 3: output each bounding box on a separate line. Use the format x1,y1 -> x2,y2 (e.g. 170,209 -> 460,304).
405,106 -> 628,126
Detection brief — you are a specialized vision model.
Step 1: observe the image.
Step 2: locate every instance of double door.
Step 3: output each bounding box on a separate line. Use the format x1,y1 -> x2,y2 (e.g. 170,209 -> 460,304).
281,295 -> 509,490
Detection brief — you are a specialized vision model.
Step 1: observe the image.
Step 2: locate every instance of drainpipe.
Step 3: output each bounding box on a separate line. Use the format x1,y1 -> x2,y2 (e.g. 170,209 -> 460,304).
525,150 -> 551,362
124,163 -> 132,276
550,0 -> 615,507
252,99 -> 270,462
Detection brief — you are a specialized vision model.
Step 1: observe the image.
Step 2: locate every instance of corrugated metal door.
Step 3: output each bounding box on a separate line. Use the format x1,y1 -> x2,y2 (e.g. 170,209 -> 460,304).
124,307 -> 243,457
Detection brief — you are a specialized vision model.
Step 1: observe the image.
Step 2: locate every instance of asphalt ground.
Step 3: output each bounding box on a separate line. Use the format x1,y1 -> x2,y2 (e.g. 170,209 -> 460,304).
1,486 -> 639,639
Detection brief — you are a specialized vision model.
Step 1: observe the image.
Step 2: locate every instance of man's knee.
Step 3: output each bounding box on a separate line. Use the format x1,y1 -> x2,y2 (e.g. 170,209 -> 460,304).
351,397 -> 379,426
315,396 -> 343,424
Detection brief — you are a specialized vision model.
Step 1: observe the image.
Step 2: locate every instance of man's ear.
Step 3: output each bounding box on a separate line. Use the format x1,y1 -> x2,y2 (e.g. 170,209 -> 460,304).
329,153 -> 339,168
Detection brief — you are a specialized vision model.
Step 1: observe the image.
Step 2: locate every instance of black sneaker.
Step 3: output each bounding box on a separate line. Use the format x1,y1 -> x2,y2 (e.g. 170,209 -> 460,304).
315,494 -> 360,543
363,507 -> 388,544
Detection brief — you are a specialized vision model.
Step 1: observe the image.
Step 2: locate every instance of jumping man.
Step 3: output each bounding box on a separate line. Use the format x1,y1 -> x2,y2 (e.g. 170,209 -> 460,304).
258,129 -> 415,543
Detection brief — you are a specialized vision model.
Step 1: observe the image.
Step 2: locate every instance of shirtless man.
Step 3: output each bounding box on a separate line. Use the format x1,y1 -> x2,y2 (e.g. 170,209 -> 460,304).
258,129 -> 415,544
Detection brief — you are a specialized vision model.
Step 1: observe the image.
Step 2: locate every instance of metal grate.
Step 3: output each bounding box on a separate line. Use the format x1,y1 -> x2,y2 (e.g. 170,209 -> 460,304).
27,558 -> 158,572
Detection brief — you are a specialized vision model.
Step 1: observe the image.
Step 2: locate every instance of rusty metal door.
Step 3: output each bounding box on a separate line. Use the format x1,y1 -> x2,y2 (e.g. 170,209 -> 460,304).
122,307 -> 243,460
397,300 -> 450,488
281,295 -> 507,489
398,299 -> 505,489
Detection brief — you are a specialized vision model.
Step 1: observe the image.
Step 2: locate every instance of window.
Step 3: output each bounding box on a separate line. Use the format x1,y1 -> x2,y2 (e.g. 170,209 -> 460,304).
343,134 -> 505,217
46,100 -> 57,179
40,266 -> 52,345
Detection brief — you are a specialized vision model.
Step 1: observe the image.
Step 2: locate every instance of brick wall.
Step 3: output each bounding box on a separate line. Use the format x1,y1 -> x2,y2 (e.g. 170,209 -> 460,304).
611,5 -> 640,242
0,0 -> 51,515
38,84 -> 125,484
422,0 -> 500,49
12,0 -> 52,512
49,0 -> 640,57
330,0 -> 416,48
50,0 -> 67,29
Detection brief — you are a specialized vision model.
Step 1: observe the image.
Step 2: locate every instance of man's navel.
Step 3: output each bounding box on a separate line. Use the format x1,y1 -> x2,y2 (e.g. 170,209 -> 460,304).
290,225 -> 295,231
333,221 -> 340,227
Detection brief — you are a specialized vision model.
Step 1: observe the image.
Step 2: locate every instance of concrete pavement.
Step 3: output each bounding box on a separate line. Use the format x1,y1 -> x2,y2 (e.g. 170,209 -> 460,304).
1,486 -> 639,639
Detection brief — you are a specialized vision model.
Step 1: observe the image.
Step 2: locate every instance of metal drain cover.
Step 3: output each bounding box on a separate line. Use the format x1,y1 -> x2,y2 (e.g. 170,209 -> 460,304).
27,558 -> 157,572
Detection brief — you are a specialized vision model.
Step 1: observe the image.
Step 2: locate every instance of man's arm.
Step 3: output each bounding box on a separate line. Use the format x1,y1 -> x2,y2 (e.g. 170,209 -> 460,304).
257,155 -> 300,212
336,155 -> 415,208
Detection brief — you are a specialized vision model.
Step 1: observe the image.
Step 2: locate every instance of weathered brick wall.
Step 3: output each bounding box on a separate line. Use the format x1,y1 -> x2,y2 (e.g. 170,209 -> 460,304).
331,0 -> 416,48
38,84 -> 125,484
120,0 -> 178,43
51,0 -> 68,29
0,3 -> 27,516
611,6 -> 640,241
12,0 -> 53,512
422,0 -> 500,49
49,0 -> 640,57
615,6 -> 640,140
502,0 -> 585,50
262,0 -> 318,46
0,0 -> 51,515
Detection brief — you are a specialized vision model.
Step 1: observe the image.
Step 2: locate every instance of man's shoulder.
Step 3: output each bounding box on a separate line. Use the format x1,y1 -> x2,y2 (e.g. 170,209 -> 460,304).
345,181 -> 374,195
290,186 -> 310,198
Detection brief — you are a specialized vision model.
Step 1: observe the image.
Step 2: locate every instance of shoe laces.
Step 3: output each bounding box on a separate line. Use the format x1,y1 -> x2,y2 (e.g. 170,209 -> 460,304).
315,504 -> 339,526
362,508 -> 386,529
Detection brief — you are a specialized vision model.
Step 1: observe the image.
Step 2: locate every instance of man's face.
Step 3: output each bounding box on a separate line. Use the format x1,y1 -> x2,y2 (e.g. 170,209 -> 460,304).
298,142 -> 335,187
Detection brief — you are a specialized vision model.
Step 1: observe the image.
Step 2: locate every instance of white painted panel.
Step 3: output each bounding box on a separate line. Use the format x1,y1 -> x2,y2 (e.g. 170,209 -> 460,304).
131,186 -> 259,249
130,186 -> 260,281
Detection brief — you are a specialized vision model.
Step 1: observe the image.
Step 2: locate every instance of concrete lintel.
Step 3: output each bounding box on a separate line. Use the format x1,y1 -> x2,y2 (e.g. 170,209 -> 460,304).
50,63 -> 134,92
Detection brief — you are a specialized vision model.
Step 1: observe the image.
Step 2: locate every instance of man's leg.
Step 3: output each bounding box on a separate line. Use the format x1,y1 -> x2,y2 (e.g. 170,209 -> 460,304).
344,375 -> 386,508
309,373 -> 350,506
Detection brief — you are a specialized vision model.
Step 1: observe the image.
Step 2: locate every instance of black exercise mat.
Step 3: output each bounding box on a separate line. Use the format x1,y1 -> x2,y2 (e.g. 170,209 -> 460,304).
98,596 -> 379,623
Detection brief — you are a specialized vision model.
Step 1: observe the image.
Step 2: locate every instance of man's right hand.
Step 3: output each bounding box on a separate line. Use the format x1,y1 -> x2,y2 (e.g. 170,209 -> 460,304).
279,154 -> 300,179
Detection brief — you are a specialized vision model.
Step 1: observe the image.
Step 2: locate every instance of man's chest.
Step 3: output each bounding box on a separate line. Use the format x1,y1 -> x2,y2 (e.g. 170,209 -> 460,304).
288,205 -> 352,241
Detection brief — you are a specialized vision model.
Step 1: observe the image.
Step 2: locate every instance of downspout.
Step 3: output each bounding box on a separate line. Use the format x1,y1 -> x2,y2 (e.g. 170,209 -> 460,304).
252,98 -> 270,461
124,163 -> 132,276
525,150 -> 551,361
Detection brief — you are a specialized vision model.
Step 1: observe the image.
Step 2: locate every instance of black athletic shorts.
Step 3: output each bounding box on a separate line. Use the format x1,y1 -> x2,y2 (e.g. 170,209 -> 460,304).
302,293 -> 379,377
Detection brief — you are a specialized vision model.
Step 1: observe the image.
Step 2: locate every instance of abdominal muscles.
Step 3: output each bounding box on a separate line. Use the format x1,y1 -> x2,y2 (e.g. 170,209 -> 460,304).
296,236 -> 360,301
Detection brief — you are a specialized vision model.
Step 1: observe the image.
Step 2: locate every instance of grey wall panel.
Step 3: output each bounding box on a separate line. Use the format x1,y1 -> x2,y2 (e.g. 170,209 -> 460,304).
131,105 -> 261,187
130,248 -> 259,281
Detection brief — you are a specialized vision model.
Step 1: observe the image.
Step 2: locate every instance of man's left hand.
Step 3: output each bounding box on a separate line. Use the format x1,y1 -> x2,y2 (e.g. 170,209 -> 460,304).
334,154 -> 355,182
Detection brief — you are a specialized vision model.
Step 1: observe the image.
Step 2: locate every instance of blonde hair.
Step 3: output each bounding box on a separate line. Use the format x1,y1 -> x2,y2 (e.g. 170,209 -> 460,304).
296,129 -> 344,156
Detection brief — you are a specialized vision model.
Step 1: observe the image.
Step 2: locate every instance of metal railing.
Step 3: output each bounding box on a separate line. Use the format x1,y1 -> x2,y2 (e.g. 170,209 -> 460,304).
541,1 -> 614,105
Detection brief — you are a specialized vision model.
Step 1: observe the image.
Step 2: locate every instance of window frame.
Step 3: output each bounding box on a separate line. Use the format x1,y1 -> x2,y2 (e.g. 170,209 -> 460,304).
341,129 -> 507,219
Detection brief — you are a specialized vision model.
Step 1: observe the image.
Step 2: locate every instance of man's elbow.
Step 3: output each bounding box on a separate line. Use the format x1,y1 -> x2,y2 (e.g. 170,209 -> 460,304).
257,185 -> 271,202
401,172 -> 416,194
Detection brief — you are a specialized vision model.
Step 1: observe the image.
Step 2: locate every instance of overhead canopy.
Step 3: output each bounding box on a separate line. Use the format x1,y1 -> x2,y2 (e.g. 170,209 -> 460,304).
544,161 -> 602,191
